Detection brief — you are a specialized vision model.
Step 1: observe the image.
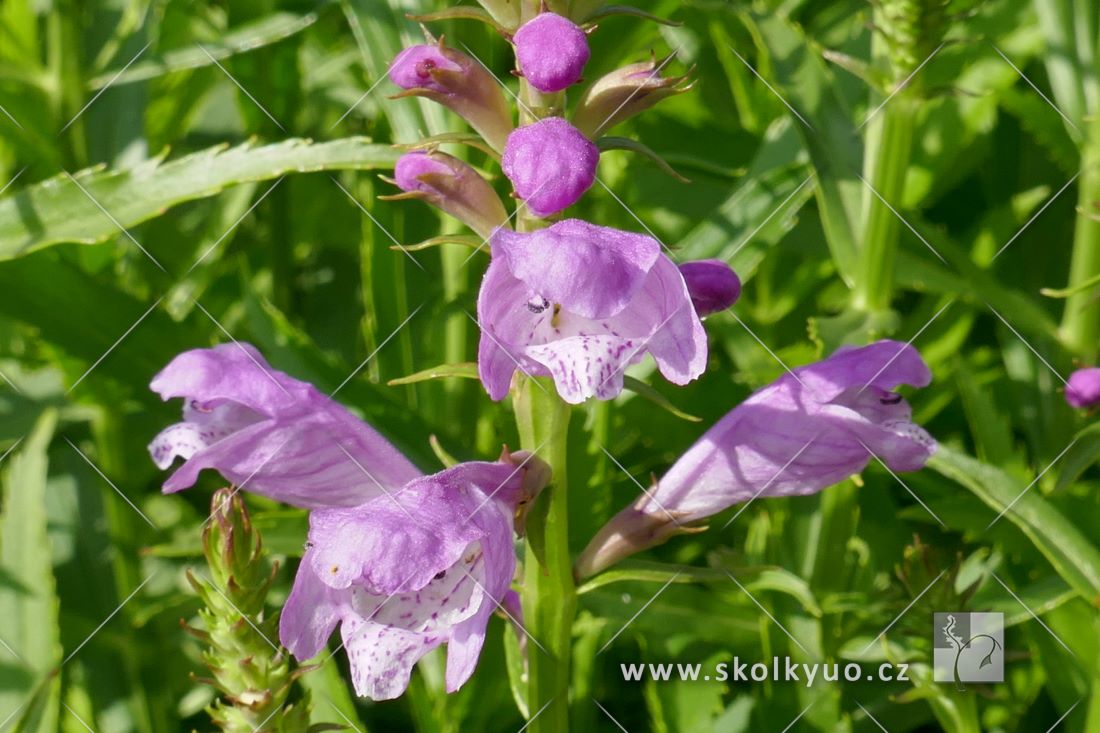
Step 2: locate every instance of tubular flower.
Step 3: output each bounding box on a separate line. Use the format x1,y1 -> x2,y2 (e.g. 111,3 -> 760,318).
477,219 -> 708,404
388,43 -> 513,151
279,456 -> 548,700
513,13 -> 590,93
1066,367 -> 1100,408
502,117 -> 599,217
148,343 -> 420,508
389,151 -> 508,239
679,259 -> 741,317
576,341 -> 936,577
572,56 -> 692,137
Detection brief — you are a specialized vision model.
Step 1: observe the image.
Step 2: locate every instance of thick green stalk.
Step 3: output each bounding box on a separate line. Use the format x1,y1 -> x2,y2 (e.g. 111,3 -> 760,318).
1060,114 -> 1100,362
513,377 -> 574,733
855,94 -> 915,312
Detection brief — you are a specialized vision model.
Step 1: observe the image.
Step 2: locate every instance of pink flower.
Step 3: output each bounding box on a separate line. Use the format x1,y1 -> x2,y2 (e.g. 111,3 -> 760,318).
502,117 -> 599,217
148,344 -> 420,508
513,13 -> 590,93
576,341 -> 936,577
279,458 -> 546,700
477,220 -> 708,404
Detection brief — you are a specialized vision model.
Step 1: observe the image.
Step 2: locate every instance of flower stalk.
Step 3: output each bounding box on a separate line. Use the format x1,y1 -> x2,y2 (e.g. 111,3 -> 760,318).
1060,113 -> 1100,362
186,489 -> 310,733
855,93 -> 915,312
513,375 -> 574,733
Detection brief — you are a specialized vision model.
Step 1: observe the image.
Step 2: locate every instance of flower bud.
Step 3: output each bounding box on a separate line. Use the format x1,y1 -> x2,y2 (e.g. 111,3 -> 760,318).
502,117 -> 598,217
679,259 -> 741,317
513,13 -> 590,93
389,42 -> 513,151
572,56 -> 692,137
390,151 -> 508,239
1066,367 -> 1100,408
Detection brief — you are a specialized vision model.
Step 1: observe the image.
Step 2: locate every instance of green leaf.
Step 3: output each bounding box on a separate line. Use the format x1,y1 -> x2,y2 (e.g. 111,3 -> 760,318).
929,446 -> 1100,601
597,137 -> 691,183
0,252 -> 203,388
1053,422 -> 1100,494
87,12 -> 319,89
0,410 -> 61,733
0,138 -> 399,260
674,118 -> 813,281
577,560 -> 821,616
342,0 -> 448,140
388,362 -> 479,386
738,10 -> 862,283
583,5 -> 683,26
408,7 -> 507,34
621,377 -> 701,422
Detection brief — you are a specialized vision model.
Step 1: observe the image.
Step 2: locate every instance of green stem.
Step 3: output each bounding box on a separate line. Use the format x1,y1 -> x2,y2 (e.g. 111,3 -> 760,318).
854,94 -> 915,312
513,377 -> 574,733
1059,114 -> 1100,362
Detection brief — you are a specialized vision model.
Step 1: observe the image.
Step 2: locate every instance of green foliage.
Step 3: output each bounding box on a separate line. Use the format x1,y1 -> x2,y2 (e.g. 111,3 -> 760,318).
1,0 -> 1099,731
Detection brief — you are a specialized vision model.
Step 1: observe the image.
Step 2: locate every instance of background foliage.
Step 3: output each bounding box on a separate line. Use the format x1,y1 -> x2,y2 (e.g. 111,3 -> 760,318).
1,0 -> 1099,731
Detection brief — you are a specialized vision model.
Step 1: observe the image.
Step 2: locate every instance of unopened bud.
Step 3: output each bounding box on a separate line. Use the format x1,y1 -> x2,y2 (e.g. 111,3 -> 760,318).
572,57 -> 692,137
502,116 -> 599,217
1067,367 -> 1100,408
389,42 -> 514,151
388,151 -> 508,239
679,260 -> 741,317
513,13 -> 590,93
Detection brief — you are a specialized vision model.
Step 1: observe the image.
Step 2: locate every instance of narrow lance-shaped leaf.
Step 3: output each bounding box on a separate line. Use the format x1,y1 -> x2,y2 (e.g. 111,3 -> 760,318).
0,137 -> 399,260
929,446 -> 1100,601
0,411 -> 62,733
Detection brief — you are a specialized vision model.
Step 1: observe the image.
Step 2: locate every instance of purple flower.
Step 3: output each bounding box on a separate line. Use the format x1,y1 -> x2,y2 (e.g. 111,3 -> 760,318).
502,117 -> 598,217
279,456 -> 547,700
573,57 -> 692,137
148,343 -> 421,508
513,13 -> 590,93
576,341 -> 936,577
1066,367 -> 1100,408
390,151 -> 508,238
477,219 -> 707,404
389,43 -> 513,151
679,260 -> 741,316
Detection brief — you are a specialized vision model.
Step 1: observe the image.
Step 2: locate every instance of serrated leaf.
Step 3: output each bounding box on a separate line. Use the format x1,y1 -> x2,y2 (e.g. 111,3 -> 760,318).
0,138 -> 399,260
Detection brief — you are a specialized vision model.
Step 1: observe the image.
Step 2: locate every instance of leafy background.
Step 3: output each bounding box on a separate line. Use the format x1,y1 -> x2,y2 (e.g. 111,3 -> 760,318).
1,0 -> 1099,731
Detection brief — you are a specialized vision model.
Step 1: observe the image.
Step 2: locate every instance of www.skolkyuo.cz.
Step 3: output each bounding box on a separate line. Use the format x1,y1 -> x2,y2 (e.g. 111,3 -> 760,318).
621,658 -> 911,686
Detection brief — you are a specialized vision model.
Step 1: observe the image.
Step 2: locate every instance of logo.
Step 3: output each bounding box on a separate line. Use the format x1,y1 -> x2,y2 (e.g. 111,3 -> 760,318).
933,612 -> 1003,686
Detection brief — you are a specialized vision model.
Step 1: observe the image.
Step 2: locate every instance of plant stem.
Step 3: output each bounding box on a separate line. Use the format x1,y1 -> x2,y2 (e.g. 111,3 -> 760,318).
513,376 -> 574,733
854,93 -> 915,312
1060,113 -> 1100,362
